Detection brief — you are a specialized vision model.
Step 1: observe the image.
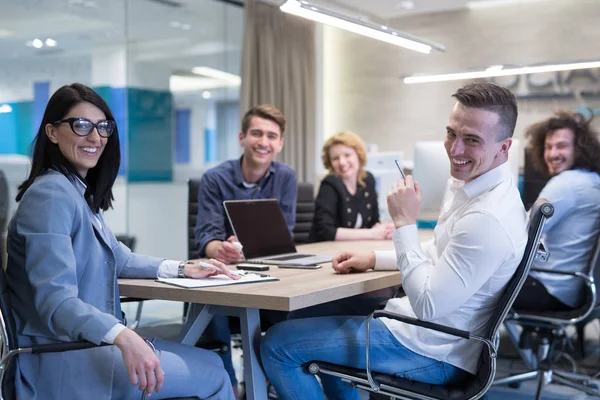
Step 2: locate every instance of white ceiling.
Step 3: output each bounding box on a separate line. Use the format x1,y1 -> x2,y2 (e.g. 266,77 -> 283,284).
0,0 -> 523,77
0,0 -> 244,74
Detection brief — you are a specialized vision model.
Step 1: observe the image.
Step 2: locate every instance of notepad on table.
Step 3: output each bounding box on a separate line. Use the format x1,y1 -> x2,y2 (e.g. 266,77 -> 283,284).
157,272 -> 278,289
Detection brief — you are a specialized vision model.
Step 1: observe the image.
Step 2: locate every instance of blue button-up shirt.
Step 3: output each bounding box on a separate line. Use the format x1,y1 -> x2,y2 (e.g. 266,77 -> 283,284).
194,157 -> 298,257
530,169 -> 600,307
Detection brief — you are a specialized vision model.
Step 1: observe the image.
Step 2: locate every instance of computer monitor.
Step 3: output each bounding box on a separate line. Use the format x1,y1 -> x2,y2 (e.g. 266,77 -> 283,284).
369,168 -> 401,222
412,141 -> 450,213
366,151 -> 405,171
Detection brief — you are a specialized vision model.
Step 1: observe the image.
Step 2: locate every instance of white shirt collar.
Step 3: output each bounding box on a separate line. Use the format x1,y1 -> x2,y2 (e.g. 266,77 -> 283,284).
449,162 -> 512,199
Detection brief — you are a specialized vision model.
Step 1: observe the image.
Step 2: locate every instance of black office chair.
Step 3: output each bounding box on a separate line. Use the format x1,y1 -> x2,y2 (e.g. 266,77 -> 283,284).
0,268 -> 111,399
494,225 -> 600,399
575,244 -> 600,358
0,254 -> 201,400
0,170 -> 8,270
188,179 -> 202,261
307,199 -> 554,400
293,182 -> 315,244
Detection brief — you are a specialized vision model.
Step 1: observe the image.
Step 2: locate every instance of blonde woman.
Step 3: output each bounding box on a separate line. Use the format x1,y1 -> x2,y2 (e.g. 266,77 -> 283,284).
310,132 -> 393,242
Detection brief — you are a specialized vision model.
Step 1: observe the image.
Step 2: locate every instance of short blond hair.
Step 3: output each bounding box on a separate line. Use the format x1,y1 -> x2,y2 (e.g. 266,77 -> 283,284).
321,131 -> 368,187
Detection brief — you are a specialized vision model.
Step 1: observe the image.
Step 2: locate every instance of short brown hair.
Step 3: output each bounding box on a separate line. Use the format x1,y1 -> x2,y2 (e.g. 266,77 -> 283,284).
240,104 -> 286,137
452,82 -> 518,140
321,131 -> 368,187
526,109 -> 600,177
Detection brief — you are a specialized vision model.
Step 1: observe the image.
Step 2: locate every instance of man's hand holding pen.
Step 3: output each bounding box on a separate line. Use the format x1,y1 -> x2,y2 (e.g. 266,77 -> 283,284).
387,175 -> 422,229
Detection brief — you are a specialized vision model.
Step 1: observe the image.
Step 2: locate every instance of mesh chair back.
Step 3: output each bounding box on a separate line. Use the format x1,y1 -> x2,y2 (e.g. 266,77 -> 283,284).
465,199 -> 553,397
588,230 -> 600,307
188,179 -> 201,260
293,182 -> 314,244
483,198 -> 554,338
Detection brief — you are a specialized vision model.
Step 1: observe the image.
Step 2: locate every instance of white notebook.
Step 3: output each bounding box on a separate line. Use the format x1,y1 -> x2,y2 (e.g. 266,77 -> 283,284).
157,272 -> 277,289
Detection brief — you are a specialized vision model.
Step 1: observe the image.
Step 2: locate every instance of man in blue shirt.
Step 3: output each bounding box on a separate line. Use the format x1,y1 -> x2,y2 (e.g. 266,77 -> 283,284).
513,110 -> 600,312
194,104 -> 298,263
193,104 -> 297,394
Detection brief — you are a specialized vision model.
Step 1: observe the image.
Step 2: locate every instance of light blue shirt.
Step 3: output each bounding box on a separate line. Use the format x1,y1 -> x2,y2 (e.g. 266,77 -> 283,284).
531,169 -> 600,307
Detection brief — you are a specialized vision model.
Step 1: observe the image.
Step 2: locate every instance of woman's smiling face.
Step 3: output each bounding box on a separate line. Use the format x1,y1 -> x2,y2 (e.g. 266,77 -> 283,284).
45,102 -> 109,178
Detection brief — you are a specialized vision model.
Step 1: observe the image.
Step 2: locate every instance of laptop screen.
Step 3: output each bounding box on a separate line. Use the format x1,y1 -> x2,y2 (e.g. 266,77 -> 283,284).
223,199 -> 297,260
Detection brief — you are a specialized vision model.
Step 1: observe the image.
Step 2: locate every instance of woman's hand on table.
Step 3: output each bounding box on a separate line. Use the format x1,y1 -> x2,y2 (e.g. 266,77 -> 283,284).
185,259 -> 241,280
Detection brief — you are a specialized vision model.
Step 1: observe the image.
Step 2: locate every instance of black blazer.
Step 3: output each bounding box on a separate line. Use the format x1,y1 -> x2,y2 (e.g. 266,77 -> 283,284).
310,172 -> 380,242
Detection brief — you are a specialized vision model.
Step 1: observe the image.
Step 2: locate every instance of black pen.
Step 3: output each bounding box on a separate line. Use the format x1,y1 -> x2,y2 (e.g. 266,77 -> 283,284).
395,159 -> 406,180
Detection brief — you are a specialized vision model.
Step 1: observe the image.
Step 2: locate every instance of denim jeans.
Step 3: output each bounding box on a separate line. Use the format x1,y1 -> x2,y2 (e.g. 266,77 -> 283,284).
206,294 -> 387,386
260,316 -> 470,400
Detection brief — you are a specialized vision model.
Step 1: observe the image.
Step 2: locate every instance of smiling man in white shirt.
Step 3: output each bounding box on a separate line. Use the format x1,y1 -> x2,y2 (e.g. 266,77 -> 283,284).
260,82 -> 528,400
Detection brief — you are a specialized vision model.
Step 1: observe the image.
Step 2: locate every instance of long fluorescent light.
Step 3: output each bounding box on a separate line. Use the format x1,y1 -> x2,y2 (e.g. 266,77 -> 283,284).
403,60 -> 600,84
280,0 -> 445,54
467,0 -> 548,9
191,67 -> 241,85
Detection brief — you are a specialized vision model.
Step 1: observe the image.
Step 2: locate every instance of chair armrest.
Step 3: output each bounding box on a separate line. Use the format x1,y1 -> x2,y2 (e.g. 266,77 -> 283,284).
530,268 -> 592,281
372,310 -> 471,339
31,341 -> 111,355
120,297 -> 148,303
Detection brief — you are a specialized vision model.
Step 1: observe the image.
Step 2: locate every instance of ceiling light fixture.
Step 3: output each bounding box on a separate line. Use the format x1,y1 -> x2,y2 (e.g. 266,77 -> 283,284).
45,38 -> 57,47
0,104 -> 13,113
191,67 -> 241,85
202,91 -> 211,99
403,60 -> 600,84
467,0 -> 548,9
280,0 -> 445,54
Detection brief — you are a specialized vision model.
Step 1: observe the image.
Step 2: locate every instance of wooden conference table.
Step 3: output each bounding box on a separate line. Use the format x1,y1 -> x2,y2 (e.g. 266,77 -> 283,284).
119,234 -> 432,400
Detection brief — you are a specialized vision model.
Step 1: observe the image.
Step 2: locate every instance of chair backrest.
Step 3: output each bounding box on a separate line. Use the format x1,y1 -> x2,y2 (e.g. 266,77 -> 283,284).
0,262 -> 19,399
188,179 -> 201,260
293,182 -> 314,244
461,199 -> 553,399
588,230 -> 600,307
0,170 -> 8,270
484,198 -> 554,339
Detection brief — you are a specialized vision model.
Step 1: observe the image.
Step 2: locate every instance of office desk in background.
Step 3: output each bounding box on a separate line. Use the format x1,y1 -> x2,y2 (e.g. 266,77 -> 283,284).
119,233 -> 433,400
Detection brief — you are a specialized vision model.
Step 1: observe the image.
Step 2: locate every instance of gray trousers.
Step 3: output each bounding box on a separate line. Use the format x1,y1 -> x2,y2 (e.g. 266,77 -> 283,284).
111,338 -> 235,400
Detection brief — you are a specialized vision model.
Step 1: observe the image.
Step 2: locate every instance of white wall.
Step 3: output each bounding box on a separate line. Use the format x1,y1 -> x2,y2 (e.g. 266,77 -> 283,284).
321,0 -> 600,164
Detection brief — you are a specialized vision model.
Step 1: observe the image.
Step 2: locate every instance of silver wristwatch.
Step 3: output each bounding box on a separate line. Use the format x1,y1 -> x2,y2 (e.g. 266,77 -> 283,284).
178,260 -> 194,278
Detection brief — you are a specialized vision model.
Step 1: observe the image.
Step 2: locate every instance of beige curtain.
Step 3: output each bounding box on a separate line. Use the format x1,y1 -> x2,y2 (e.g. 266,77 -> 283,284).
240,0 -> 316,183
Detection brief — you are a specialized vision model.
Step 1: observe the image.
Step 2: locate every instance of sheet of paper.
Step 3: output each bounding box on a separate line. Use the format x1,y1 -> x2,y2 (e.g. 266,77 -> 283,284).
157,273 -> 277,289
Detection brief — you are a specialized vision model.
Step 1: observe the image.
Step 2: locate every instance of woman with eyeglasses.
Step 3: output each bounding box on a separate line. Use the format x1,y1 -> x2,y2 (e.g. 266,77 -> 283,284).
5,83 -> 236,400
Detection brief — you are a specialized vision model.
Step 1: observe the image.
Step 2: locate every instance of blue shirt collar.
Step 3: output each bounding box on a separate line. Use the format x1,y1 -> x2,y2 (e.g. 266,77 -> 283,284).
234,156 -> 277,187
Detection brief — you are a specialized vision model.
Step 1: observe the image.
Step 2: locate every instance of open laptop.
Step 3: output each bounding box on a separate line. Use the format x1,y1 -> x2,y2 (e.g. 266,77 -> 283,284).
223,199 -> 333,265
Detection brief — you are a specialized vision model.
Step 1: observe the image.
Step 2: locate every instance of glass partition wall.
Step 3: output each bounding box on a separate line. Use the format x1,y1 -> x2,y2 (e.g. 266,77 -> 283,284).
0,0 -> 243,262
0,0 -> 129,264
124,0 -> 243,259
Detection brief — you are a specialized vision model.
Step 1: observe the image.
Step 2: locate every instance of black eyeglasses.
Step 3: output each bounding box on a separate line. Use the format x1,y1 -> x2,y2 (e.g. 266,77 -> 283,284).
53,118 -> 116,138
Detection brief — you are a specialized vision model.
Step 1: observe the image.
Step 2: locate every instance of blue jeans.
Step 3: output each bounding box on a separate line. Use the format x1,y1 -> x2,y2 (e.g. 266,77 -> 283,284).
207,295 -> 387,386
260,316 -> 470,400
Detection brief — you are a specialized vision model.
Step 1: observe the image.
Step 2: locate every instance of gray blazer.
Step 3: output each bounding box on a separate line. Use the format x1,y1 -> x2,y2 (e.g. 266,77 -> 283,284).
6,170 -> 162,400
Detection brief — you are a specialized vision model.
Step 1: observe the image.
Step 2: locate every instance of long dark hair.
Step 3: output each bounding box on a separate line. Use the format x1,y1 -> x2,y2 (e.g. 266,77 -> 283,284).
16,83 -> 121,212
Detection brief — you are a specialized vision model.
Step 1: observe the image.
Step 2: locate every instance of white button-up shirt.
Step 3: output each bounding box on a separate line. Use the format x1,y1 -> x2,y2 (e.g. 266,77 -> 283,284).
374,162 -> 527,374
